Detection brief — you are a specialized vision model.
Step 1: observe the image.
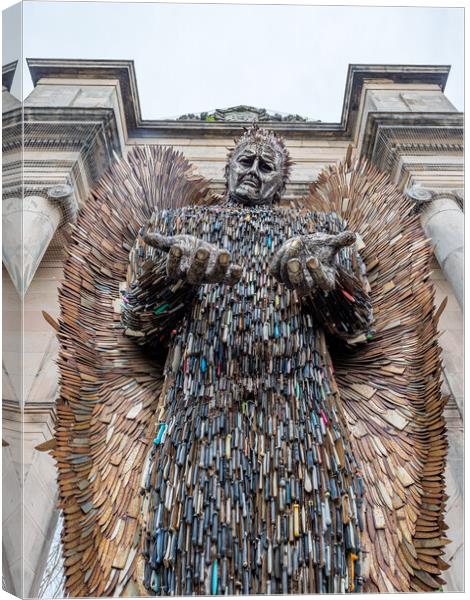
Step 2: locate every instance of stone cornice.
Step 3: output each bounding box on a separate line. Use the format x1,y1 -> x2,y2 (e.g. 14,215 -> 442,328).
2,106 -> 119,127
26,59 -> 452,140
2,106 -> 122,210
3,60 -> 18,91
27,58 -> 142,132
2,398 -> 57,419
361,111 -> 463,160
341,64 -> 450,135
3,106 -> 121,164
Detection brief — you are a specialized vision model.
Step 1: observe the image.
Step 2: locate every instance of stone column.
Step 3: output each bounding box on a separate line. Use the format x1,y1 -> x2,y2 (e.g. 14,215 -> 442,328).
2,184 -> 76,295
406,186 -> 463,308
3,195 -> 59,295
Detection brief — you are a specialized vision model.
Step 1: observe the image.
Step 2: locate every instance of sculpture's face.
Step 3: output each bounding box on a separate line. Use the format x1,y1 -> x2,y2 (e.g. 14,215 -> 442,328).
227,142 -> 284,206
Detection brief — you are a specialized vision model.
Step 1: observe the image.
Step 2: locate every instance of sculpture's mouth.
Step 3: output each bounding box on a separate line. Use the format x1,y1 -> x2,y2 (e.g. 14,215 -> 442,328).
240,175 -> 260,191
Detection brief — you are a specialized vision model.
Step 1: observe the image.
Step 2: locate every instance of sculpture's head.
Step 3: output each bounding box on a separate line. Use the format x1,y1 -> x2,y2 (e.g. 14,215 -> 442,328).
225,126 -> 292,206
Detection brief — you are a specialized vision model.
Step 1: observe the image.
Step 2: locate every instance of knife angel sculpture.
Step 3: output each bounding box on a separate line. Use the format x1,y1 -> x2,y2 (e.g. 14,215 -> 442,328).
53,127 -> 448,597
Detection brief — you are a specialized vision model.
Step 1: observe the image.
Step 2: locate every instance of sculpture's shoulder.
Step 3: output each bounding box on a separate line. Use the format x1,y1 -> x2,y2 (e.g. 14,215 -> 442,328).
275,205 -> 346,234
146,204 -> 229,236
146,204 -> 346,236
150,204 -> 227,221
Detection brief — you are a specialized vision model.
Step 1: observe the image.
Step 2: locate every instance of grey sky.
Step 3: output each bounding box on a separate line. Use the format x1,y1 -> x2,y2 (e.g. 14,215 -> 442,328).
3,1 -> 465,121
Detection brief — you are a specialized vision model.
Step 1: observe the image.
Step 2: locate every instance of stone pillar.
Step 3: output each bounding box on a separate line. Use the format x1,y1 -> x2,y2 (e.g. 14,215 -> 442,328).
2,185 -> 76,295
3,195 -> 60,295
407,186 -> 463,308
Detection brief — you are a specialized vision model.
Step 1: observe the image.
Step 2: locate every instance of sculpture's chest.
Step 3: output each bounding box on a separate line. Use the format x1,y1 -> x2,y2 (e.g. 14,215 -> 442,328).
158,206 -> 334,394
159,206 -> 317,335
156,205 -> 326,312
158,205 -> 315,265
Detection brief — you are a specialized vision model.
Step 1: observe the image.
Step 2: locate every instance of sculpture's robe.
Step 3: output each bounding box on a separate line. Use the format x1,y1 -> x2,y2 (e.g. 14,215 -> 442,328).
123,204 -> 373,595
54,149 -> 449,597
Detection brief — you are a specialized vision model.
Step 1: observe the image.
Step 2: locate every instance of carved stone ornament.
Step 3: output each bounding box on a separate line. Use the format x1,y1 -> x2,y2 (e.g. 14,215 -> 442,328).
177,105 -> 312,123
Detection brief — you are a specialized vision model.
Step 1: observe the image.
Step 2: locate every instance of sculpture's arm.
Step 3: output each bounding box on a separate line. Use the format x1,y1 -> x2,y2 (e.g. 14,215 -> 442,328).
305,240 -> 373,343
121,238 -> 193,352
270,226 -> 373,344
122,219 -> 241,352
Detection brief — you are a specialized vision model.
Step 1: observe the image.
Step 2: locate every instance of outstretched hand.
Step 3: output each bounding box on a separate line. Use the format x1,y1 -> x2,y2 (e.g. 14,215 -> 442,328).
269,231 -> 356,294
143,232 -> 242,286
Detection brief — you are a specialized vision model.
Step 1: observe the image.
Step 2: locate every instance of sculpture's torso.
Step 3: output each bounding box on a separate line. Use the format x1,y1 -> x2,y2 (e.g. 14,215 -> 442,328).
142,206 -> 364,595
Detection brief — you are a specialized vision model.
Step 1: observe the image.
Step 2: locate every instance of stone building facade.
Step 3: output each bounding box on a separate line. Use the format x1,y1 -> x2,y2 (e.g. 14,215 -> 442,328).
2,59 -> 463,596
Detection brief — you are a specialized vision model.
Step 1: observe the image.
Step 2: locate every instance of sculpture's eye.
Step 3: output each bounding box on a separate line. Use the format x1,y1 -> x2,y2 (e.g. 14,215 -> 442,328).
259,160 -> 274,173
239,156 -> 254,167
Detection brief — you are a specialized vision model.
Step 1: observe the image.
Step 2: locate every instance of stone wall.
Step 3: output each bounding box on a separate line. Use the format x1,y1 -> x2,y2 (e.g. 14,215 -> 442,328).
2,60 -> 463,595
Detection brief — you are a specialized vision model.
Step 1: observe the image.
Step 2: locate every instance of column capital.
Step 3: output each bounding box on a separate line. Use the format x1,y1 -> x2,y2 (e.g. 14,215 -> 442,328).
405,185 -> 463,213
47,183 -> 78,226
405,185 -> 463,308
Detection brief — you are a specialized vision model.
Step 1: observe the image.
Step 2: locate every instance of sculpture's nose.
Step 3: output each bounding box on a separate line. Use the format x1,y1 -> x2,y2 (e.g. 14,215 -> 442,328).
248,157 -> 260,177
